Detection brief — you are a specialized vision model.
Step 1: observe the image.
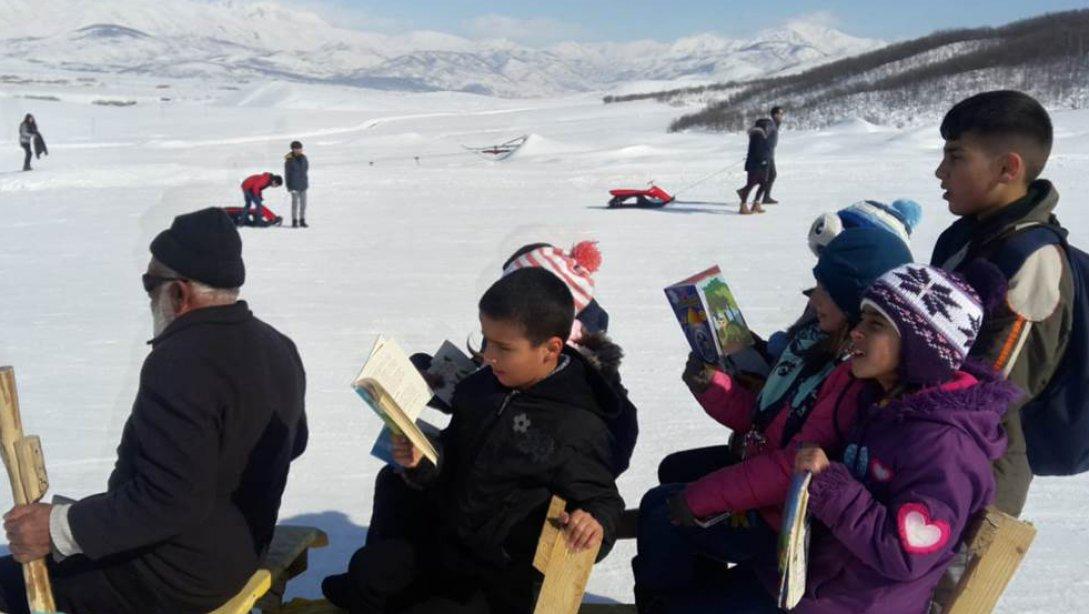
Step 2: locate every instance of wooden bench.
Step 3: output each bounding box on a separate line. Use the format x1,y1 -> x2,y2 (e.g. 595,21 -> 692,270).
228,505 -> 1034,614
594,505 -> 1036,614
939,506 -> 1036,614
271,495 -> 604,614
210,525 -> 329,614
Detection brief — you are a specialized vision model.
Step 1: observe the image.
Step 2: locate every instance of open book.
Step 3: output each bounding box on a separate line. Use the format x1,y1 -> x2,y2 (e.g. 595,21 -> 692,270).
353,336 -> 440,465
778,471 -> 813,610
665,265 -> 768,376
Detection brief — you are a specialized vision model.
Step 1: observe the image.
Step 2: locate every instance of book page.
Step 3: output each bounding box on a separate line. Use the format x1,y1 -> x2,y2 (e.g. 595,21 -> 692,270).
353,336 -> 432,422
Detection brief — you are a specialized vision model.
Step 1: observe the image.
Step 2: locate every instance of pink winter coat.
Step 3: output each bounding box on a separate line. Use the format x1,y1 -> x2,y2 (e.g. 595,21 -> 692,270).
683,362 -> 870,530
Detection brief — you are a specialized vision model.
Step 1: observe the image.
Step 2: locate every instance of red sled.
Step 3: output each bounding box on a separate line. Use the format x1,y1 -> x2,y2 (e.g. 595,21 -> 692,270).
223,205 -> 283,227
607,185 -> 674,208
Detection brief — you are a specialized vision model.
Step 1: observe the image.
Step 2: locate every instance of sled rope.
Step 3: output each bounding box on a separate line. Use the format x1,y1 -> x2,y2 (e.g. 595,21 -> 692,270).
669,158 -> 745,198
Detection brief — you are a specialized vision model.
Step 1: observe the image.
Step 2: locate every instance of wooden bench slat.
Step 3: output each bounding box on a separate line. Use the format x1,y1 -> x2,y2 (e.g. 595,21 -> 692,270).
208,570 -> 272,614
944,507 -> 1036,614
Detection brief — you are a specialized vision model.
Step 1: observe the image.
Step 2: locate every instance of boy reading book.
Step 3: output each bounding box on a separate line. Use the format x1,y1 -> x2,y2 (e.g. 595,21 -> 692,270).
323,267 -> 625,613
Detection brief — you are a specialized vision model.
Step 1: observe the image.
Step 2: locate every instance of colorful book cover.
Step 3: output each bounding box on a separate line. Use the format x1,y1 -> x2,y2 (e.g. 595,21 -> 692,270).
371,419 -> 442,465
665,265 -> 754,367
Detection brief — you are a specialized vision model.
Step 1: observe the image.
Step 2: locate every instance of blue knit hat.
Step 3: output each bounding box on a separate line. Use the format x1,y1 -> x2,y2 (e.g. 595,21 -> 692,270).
808,199 -> 923,256
812,227 -> 914,323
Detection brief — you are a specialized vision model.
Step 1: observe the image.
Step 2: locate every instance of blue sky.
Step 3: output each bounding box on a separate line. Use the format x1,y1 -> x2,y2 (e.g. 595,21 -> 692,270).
297,0 -> 1089,44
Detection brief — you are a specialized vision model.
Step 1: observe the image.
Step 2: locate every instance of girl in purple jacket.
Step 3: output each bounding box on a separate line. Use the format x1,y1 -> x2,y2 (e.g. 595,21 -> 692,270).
790,263 -> 1016,614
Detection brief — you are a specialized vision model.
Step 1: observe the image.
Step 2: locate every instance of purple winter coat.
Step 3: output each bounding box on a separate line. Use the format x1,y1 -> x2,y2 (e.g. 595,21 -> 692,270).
778,362 -> 1016,614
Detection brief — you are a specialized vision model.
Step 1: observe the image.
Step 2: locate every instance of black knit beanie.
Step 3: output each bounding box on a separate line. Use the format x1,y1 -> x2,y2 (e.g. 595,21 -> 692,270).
150,208 -> 245,288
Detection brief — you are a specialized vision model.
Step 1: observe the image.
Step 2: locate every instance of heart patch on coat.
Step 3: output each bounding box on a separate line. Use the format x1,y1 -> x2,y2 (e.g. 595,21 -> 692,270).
897,502 -> 951,555
869,458 -> 894,483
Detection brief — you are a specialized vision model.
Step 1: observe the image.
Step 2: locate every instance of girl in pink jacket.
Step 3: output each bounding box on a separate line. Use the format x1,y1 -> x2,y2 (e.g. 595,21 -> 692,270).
634,228 -> 912,613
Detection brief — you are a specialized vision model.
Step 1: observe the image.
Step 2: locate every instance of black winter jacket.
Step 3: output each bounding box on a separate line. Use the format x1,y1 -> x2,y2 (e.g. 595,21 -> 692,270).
744,119 -> 775,172
410,347 -> 625,574
68,302 -> 308,612
284,152 -> 309,192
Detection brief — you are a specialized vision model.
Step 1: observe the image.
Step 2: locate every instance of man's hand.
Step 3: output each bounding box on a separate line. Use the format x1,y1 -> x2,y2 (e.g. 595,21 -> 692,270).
4,503 -> 53,563
559,509 -> 603,552
681,352 -> 715,393
795,444 -> 830,475
391,434 -> 423,469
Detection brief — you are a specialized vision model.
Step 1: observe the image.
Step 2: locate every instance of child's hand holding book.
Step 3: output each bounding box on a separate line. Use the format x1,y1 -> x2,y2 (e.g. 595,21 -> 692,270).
795,444 -> 830,475
391,433 -> 424,469
682,352 -> 716,393
559,509 -> 603,552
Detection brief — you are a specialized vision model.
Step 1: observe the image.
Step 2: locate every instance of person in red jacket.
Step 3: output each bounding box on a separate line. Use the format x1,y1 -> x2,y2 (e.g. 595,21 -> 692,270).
237,172 -> 282,225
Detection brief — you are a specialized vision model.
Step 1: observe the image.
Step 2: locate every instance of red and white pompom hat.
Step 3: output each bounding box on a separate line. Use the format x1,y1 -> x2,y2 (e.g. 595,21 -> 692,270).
501,240 -> 602,314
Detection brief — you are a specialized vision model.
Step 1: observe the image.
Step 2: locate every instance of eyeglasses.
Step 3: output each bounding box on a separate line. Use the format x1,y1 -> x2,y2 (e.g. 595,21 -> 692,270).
142,273 -> 186,294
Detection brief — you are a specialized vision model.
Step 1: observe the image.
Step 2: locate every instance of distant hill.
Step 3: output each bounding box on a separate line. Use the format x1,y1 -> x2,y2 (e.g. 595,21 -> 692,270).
605,10 -> 1089,131
0,0 -> 882,98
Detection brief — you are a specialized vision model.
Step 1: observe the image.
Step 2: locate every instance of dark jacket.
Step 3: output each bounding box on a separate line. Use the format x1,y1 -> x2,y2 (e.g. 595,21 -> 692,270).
68,302 -> 308,612
778,362 -> 1014,613
765,117 -> 779,156
284,152 -> 309,192
930,179 -> 1074,514
410,347 -> 625,575
744,119 -> 774,172
33,133 -> 47,158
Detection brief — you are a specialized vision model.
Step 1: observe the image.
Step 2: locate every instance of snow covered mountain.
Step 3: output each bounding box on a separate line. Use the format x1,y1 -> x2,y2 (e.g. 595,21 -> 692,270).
0,0 -> 883,97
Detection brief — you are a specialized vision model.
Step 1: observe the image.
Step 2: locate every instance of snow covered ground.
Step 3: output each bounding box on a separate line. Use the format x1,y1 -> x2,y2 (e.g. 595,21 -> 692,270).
1,75 -> 1087,611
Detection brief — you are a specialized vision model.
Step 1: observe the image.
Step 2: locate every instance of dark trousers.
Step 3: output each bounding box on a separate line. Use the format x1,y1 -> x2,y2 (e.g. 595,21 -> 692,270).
657,445 -> 738,484
736,171 -> 767,204
367,464 -> 429,544
239,191 -> 262,222
20,142 -> 31,170
346,467 -> 537,613
754,160 -> 777,202
633,484 -> 777,589
0,554 -> 162,614
639,563 -> 780,614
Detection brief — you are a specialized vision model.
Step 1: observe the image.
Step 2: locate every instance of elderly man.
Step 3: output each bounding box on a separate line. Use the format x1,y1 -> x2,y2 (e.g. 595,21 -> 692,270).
0,208 -> 307,613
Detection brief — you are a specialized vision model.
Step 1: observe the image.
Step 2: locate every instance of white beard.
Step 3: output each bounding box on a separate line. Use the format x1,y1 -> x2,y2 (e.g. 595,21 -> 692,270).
151,290 -> 177,337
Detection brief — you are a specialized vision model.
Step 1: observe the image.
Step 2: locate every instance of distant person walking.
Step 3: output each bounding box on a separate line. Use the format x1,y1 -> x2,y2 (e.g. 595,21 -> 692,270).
18,114 -> 46,171
754,105 -> 784,205
736,118 -> 773,214
284,141 -> 309,228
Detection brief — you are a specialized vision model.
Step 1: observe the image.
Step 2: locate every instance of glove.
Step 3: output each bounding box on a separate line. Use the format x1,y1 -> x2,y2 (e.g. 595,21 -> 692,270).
681,352 -> 715,394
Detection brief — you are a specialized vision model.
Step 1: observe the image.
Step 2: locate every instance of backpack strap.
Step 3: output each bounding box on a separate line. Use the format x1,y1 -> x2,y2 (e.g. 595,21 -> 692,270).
989,223 -> 1066,281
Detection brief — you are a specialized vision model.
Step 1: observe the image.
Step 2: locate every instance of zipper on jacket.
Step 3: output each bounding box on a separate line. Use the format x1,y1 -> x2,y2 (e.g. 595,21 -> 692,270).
497,390 -> 519,416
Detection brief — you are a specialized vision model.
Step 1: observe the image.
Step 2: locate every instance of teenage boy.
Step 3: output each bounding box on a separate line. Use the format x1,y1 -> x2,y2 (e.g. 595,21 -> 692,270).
323,267 -> 624,613
930,90 -> 1074,517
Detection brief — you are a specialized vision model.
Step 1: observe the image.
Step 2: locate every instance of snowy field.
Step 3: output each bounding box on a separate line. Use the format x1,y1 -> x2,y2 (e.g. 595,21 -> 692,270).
1,75 -> 1088,611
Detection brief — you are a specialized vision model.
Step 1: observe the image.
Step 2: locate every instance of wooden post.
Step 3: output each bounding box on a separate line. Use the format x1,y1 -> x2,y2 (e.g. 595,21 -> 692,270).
944,506 -> 1036,614
533,496 -> 600,614
0,367 -> 57,613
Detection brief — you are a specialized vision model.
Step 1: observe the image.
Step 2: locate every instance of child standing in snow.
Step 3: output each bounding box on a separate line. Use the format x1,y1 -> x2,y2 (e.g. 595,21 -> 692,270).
632,228 -> 911,613
18,114 -> 44,172
284,141 -> 309,228
788,262 -> 1015,613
